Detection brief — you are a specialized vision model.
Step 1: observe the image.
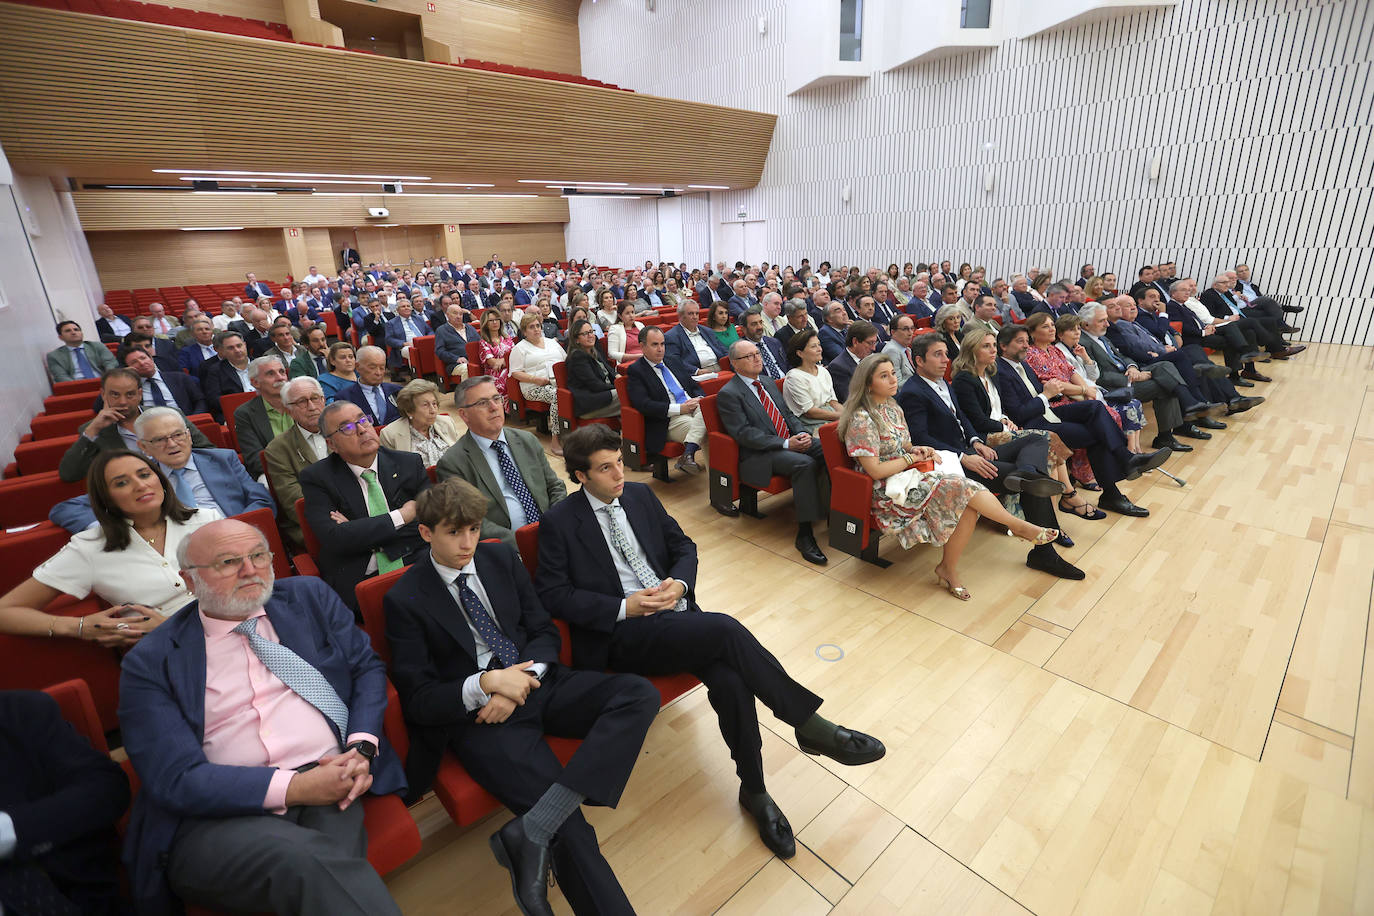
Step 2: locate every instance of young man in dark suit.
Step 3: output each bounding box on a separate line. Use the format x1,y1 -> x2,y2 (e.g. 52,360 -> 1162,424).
535,424 -> 885,862
385,479 -> 659,916
298,401 -> 430,611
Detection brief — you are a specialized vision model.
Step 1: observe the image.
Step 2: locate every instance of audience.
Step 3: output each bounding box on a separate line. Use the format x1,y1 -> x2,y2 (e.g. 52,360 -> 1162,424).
116,345 -> 207,417
703,300 -> 740,350
565,319 -> 622,422
118,518 -> 406,915
663,300 -> 725,380
781,329 -> 842,435
95,303 -> 132,342
2,451 -> 219,644
435,303 -> 478,383
477,307 -> 515,395
378,379 -> 460,467
339,346 -> 403,427
318,340 -> 360,402
288,325 -> 331,379
826,320 -> 880,403
624,326 -> 707,475
535,424 -> 884,860
199,329 -> 254,420
233,355 -> 292,479
47,319 -> 117,382
262,376 -> 329,550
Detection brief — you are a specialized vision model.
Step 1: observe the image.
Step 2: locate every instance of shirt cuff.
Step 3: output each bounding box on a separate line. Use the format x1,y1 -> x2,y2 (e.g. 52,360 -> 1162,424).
462,672 -> 491,712
388,508 -> 405,529
1037,394 -> 1052,408
616,599 -> 628,622
264,769 -> 295,813
528,662 -> 548,679
0,812 -> 14,860
667,402 -> 682,416
345,732 -> 379,755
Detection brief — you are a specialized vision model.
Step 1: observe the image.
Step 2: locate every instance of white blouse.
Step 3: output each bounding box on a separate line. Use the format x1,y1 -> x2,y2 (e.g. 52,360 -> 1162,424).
783,367 -> 838,432
509,338 -> 567,396
979,374 -> 1007,424
33,509 -> 223,617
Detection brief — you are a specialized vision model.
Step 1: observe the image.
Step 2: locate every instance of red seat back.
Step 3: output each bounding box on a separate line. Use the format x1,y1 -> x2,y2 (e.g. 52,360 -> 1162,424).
220,391 -> 257,448
51,378 -> 103,396
514,522 -> 539,578
353,567 -> 408,664
0,473 -> 87,529
294,497 -> 322,559
231,507 -> 293,581
29,409 -> 95,440
14,435 -> 80,476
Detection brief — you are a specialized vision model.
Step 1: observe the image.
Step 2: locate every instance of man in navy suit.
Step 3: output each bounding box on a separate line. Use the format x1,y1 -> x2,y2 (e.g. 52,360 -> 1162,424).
625,327 -> 708,475
1010,275 -> 1038,313
385,479 -> 659,916
118,518 -> 406,916
340,346 -> 403,427
1029,283 -> 1077,319
826,320 -> 880,403
115,346 -> 207,416
897,336 -> 1082,580
299,401 -> 431,611
817,303 -> 850,364
535,424 -> 884,862
461,279 -> 489,316
740,308 -> 787,381
993,324 -> 1168,518
434,302 -> 479,382
175,317 -> 219,374
1199,274 -> 1300,358
50,407 -> 272,532
662,300 -> 726,380
243,272 -> 274,301
382,300 -> 431,370
727,278 -> 759,319
0,688 -> 130,915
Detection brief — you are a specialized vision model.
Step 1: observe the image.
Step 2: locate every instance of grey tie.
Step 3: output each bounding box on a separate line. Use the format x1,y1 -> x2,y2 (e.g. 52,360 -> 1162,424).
605,503 -> 686,612
232,616 -> 349,742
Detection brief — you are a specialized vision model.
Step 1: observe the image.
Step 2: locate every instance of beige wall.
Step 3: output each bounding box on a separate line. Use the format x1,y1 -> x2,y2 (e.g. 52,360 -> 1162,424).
461,223 -> 567,266
88,228 -> 293,289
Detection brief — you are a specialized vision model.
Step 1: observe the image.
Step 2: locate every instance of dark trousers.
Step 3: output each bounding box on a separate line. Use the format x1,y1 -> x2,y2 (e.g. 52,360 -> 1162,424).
1028,399 -> 1130,486
981,433 -> 1059,545
450,668 -> 659,916
167,799 -> 399,916
758,440 -> 829,523
1240,308 -> 1289,348
609,611 -> 823,794
1143,351 -> 1209,404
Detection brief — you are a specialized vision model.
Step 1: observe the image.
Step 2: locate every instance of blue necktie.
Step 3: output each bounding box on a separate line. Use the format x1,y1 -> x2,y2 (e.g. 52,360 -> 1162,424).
231,617 -> 349,743
655,362 -> 687,404
147,378 -> 167,406
491,440 -> 541,524
758,343 -> 783,380
71,346 -> 96,379
370,387 -> 387,421
314,356 -> 326,374
1100,337 -> 1125,370
171,467 -> 197,507
456,573 -> 519,667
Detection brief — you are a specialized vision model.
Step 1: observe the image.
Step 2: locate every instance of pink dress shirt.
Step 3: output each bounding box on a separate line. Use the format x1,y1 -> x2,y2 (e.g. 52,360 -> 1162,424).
200,607 -> 376,811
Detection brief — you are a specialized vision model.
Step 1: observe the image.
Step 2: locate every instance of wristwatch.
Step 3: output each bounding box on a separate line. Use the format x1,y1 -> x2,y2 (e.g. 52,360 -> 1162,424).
345,739 -> 377,762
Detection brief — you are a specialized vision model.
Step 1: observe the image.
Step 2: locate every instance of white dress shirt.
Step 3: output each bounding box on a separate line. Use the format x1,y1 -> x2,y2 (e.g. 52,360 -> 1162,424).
345,458 -> 405,575
468,430 -> 529,530
430,555 -> 546,711
583,488 -> 685,621
298,425 -> 327,460
684,327 -> 719,371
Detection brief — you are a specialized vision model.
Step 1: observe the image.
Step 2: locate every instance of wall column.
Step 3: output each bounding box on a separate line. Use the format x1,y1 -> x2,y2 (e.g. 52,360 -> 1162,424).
281,226 -> 308,282
443,221 -> 465,265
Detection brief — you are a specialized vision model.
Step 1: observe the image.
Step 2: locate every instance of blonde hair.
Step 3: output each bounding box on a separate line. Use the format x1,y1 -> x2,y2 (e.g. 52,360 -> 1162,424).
836,353 -> 896,444
952,326 -> 997,379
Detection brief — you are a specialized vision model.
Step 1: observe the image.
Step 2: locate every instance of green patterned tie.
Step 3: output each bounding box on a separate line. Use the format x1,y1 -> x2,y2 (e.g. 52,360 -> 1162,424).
361,469 -> 405,573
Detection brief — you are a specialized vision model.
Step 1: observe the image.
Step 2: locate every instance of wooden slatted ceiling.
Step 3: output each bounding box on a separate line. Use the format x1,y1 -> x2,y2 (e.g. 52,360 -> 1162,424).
69,190 -> 570,231
0,4 -> 774,190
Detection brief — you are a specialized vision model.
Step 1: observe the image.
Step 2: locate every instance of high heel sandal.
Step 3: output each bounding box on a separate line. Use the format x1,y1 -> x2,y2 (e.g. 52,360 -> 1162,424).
934,571 -> 972,601
1024,527 -> 1060,546
1058,492 -> 1107,521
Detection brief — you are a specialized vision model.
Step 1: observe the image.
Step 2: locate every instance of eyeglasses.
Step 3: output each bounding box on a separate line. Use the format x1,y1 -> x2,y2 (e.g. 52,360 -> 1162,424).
187,549 -> 273,576
460,395 -> 505,410
328,416 -> 374,437
143,430 -> 190,448
286,394 -> 327,407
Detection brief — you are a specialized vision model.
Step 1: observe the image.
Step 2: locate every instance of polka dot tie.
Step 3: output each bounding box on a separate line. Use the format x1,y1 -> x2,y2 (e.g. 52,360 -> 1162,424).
456,574 -> 519,667
491,440 -> 542,524
231,616 -> 349,743
605,502 -> 687,612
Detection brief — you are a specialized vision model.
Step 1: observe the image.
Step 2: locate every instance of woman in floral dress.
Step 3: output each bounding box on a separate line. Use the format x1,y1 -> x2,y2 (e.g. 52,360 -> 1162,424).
839,353 -> 1058,600
477,307 -> 514,396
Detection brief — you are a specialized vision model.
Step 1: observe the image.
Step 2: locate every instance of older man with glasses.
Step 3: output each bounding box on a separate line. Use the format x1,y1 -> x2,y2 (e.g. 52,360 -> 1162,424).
298,401 -> 431,614
435,375 -> 568,549
263,377 -> 330,550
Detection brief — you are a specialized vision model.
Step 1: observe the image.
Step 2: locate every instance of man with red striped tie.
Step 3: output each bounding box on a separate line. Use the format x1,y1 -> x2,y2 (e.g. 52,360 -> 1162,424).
714,339 -> 830,565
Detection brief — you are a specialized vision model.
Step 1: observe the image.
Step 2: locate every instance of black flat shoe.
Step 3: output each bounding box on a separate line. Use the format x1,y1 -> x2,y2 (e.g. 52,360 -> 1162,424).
1194,417 -> 1227,430
1282,304 -> 1304,313
1181,402 -> 1226,422
796,725 -> 886,766
739,789 -> 796,859
1097,493 -> 1150,517
1152,436 -> 1193,452
1194,363 -> 1232,379
795,532 -> 828,565
1058,495 -> 1107,520
489,819 -> 555,916
1231,376 -> 1256,388
1026,549 -> 1086,580
1227,396 -> 1264,414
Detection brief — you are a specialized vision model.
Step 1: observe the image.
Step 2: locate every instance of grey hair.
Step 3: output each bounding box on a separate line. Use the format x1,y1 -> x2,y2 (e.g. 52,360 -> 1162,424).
1047,282 -> 1073,298
319,400 -> 361,437
133,406 -> 185,438
934,304 -> 972,328
1010,273 -> 1026,285
784,298 -> 809,317
246,355 -> 286,382
1212,273 -> 1230,285
1170,279 -> 1191,295
676,299 -> 699,317
355,345 -> 386,364
761,290 -> 783,305
1078,303 -> 1108,323
282,375 -> 323,405
454,374 -> 498,405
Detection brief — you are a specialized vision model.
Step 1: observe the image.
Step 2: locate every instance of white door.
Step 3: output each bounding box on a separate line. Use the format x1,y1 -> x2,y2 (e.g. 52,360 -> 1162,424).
656,197 -> 683,264
742,220 -> 767,265
717,222 -> 744,265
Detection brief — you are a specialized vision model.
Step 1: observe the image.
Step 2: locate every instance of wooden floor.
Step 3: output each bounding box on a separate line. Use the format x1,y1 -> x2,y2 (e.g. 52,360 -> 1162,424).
389,343 -> 1374,915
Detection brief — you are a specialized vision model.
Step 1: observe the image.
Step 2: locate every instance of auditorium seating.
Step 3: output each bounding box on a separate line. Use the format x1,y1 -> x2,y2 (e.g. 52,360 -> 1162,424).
700,387 -> 793,519
0,472 -> 87,528
614,374 -> 683,482
552,360 -> 619,439
816,421 -> 933,568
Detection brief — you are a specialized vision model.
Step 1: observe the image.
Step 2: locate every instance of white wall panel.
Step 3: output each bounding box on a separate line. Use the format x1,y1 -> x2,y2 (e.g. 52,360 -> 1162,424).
576,0 -> 1374,344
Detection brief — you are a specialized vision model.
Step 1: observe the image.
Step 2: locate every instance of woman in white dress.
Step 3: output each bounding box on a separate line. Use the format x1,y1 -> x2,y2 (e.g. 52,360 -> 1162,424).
508,314 -> 568,455
781,329 -> 841,434
0,451 -> 222,647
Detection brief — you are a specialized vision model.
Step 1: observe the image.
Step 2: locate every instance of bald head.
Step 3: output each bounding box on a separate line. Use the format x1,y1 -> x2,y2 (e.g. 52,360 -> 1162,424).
179,519 -> 275,619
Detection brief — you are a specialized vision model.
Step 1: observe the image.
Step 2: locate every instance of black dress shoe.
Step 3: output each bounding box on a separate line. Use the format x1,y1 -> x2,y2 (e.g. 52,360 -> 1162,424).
1231,376 -> 1255,388
1174,424 -> 1211,440
489,819 -> 555,916
1003,470 -> 1067,499
739,789 -> 795,859
1280,325 -> 1301,334
1194,416 -> 1227,430
1239,351 -> 1263,362
1227,396 -> 1264,414
1181,402 -> 1225,422
1098,493 -> 1150,517
1282,304 -> 1304,313
713,501 -> 741,518
1124,448 -> 1171,479
1240,368 -> 1272,382
1152,436 -> 1192,452
1026,549 -> 1086,580
795,532 -> 828,565
1194,362 -> 1232,379
796,725 -> 886,765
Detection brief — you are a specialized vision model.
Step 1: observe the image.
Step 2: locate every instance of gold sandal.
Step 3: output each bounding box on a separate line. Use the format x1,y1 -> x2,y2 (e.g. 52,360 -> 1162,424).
934,572 -> 972,601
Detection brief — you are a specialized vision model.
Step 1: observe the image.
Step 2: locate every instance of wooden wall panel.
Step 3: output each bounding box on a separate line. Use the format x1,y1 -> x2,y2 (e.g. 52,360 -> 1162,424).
156,0 -> 286,22
302,227 -> 336,272
352,225 -> 443,268
71,191 -> 570,231
88,228 -> 291,289
460,222 -> 566,265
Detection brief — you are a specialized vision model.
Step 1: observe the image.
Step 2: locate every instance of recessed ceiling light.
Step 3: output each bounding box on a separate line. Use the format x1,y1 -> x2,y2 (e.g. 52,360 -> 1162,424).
178,177 -> 400,185
193,190 -> 278,196
418,182 -> 497,188
518,180 -> 628,186
551,185 -> 682,193
179,226 -> 245,231
573,195 -> 644,199
688,184 -> 731,189
155,169 -> 432,180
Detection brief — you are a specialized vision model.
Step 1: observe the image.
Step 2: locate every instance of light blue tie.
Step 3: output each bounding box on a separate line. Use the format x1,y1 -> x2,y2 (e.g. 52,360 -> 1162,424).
655,363 -> 687,404
232,616 -> 349,743
370,387 -> 387,421
171,467 -> 197,507
71,346 -> 97,379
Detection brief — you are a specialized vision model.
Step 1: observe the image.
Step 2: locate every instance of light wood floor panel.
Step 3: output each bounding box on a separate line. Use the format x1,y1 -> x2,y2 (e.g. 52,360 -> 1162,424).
1348,580 -> 1374,808
993,618 -> 1064,666
1276,522 -> 1374,738
1046,511 -> 1321,757
714,859 -> 832,916
795,787 -> 904,884
1260,721 -> 1355,797
1353,387 -> 1374,440
1331,436 -> 1374,531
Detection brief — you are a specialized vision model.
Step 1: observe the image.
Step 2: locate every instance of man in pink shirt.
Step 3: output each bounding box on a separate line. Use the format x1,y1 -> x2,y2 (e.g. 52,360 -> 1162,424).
118,518 -> 407,915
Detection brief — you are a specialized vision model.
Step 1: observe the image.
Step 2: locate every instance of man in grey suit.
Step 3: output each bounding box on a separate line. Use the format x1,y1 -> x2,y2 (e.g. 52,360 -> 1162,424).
715,340 -> 829,565
233,355 -> 291,479
46,320 -> 117,382
263,376 -> 330,550
434,375 -> 567,548
57,368 -> 213,482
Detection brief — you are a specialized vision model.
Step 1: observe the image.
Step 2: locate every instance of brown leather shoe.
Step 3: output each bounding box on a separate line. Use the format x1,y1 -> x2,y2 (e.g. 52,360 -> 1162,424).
1280,345 -> 1306,358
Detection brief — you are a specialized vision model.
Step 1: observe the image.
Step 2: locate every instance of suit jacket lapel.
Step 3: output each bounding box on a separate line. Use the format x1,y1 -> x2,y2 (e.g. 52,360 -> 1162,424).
166,610 -> 208,740
573,491 -> 621,586
330,455 -> 369,518
287,426 -> 313,468
412,557 -> 480,666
